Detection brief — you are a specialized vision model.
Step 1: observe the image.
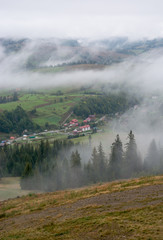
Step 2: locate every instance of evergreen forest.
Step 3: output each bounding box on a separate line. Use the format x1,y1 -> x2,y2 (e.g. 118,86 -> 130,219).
0,106 -> 40,134
0,131 -> 162,191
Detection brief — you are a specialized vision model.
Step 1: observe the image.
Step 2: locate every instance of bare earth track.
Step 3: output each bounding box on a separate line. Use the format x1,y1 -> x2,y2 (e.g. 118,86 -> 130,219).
0,176 -> 163,239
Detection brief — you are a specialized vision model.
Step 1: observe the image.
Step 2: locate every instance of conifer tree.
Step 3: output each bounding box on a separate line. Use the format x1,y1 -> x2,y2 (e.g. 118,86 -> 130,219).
20,162 -> 33,190
97,142 -> 107,181
109,134 -> 123,179
123,130 -> 142,178
70,150 -> 81,168
70,150 -> 82,187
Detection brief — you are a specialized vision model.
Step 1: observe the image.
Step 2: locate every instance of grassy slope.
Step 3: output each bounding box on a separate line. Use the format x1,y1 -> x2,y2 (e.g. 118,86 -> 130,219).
0,91 -> 83,127
0,175 -> 163,239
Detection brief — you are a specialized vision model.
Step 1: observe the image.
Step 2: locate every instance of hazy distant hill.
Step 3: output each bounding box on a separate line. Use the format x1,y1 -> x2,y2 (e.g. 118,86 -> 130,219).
1,37 -> 163,71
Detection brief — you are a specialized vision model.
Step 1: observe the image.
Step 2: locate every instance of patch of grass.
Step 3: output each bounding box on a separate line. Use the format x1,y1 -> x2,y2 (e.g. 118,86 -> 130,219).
2,204 -> 16,211
0,175 -> 163,239
0,90 -> 84,127
28,193 -> 38,198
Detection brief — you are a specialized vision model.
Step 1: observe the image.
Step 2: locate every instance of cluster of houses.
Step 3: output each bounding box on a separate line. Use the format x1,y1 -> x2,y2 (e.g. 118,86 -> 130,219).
63,115 -> 96,135
0,136 -> 15,147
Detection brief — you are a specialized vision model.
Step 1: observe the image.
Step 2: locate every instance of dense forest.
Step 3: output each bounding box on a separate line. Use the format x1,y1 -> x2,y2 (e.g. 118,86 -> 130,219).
0,106 -> 40,134
0,131 -> 162,191
73,93 -> 139,118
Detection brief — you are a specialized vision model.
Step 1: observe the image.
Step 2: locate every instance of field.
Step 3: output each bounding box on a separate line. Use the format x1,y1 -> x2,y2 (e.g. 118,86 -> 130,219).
0,90 -> 85,127
0,175 -> 163,239
0,178 -> 32,201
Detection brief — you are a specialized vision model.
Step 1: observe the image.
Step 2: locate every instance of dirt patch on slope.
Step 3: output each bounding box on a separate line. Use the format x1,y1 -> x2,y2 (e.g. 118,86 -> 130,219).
0,184 -> 162,234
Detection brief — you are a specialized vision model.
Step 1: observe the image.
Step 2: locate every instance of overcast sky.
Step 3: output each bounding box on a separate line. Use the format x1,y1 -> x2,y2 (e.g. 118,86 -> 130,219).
0,0 -> 163,39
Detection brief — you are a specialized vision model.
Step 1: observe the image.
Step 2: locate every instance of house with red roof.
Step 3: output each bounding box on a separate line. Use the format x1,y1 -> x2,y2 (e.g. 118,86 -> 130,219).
79,125 -> 90,132
69,119 -> 79,127
71,119 -> 78,123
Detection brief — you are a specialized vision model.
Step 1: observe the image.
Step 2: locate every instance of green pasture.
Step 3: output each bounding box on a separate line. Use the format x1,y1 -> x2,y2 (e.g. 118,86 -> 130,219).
0,91 -> 83,127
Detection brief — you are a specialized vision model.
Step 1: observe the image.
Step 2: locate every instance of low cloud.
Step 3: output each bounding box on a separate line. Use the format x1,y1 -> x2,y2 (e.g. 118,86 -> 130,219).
0,0 -> 163,39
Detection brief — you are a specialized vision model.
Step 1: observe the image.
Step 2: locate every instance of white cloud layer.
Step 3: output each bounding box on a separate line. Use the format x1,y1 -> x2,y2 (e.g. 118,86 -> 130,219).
0,0 -> 163,39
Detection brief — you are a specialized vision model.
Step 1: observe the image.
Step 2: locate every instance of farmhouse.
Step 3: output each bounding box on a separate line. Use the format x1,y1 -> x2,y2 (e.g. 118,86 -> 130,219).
71,119 -> 78,123
69,119 -> 79,127
79,125 -> 90,132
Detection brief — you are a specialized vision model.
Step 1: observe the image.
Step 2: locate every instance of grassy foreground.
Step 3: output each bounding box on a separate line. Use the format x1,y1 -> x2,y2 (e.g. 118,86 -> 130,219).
0,175 -> 163,239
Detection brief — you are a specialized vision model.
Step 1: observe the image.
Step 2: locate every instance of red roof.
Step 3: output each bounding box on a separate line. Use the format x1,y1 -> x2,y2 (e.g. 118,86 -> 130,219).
71,119 -> 78,123
10,136 -> 15,140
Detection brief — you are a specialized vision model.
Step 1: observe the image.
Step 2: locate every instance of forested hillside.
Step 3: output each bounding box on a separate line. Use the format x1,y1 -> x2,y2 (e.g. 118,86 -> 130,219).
0,106 -> 40,134
73,93 -> 139,117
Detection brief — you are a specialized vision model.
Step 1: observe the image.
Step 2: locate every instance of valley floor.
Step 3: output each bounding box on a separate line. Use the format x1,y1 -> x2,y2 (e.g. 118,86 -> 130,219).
0,176 -> 163,239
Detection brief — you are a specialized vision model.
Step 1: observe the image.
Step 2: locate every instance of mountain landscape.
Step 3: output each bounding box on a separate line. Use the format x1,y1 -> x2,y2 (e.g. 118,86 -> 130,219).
0,1 -> 163,239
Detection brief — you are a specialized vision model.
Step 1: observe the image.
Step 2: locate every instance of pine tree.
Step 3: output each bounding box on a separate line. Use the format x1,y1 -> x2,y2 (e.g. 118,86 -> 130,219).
70,150 -> 81,168
123,131 -> 142,178
20,162 -> 33,190
109,134 -> 123,179
97,142 -> 107,181
70,150 -> 82,188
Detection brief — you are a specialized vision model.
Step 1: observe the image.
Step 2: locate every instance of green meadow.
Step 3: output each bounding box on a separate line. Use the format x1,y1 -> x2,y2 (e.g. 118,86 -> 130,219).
0,90 -> 84,127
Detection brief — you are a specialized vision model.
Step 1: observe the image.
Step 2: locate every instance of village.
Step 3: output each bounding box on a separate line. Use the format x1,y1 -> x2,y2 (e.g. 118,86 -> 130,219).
0,114 -> 107,146
63,114 -> 96,136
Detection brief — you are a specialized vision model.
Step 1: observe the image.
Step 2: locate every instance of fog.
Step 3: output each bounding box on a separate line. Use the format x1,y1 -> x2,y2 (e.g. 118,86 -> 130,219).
1,1 -> 163,192
1,40 -> 163,152
1,39 -> 163,92
1,40 -> 163,122
1,0 -> 163,39
0,39 -> 163,157
1,39 -> 163,191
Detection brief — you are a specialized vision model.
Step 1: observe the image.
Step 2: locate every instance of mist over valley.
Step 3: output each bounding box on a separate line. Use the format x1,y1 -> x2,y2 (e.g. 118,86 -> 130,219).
0,1 -> 163,239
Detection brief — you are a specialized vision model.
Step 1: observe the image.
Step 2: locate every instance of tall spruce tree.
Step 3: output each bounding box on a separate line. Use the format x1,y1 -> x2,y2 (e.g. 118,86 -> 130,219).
70,150 -> 82,188
123,131 -> 142,178
109,134 -> 123,179
20,162 -> 33,190
97,142 -> 107,182
70,150 -> 81,168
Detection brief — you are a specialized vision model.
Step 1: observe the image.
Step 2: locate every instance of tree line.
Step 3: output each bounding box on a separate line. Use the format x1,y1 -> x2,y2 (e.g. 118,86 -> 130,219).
73,93 -> 139,118
0,131 -> 163,191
